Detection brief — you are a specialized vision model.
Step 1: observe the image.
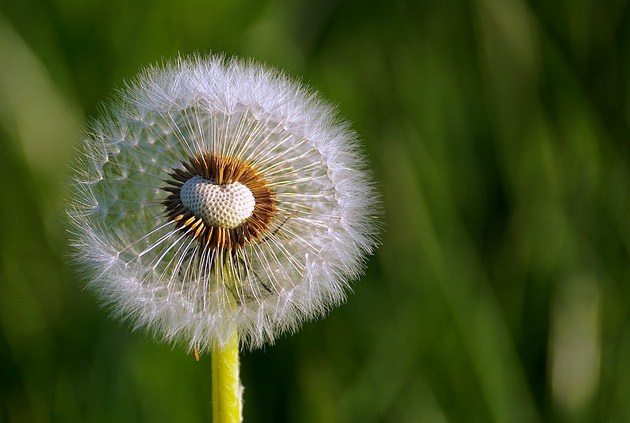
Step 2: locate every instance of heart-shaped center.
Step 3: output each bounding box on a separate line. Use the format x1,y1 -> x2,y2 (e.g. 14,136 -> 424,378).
180,175 -> 255,229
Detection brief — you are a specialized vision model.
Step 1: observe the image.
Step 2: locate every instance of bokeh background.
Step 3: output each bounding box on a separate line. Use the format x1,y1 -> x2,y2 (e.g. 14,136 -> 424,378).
1,0 -> 629,422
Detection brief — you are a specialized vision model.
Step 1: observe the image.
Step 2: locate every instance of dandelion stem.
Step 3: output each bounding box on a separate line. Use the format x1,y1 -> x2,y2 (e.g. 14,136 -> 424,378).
213,261 -> 242,423
212,329 -> 241,423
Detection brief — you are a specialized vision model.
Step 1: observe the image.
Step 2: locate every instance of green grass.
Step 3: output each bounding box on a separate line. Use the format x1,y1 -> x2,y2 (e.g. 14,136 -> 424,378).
1,0 -> 629,421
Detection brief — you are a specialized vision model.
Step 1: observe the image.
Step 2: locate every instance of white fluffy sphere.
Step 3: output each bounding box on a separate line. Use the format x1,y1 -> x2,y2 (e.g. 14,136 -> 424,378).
68,55 -> 380,351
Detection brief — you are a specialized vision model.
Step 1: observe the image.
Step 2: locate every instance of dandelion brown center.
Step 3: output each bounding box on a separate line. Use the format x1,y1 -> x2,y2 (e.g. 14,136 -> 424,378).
162,152 -> 276,251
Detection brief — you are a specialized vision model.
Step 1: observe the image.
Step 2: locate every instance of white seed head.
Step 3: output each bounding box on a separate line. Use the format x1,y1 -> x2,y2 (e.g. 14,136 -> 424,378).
67,54 -> 381,351
180,176 -> 255,229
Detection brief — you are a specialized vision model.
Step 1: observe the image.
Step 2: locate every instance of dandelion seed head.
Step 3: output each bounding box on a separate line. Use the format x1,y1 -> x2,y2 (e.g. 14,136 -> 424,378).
68,54 -> 380,351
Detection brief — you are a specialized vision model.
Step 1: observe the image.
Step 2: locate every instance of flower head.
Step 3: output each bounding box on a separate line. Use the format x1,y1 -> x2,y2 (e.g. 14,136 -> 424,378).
68,55 -> 380,350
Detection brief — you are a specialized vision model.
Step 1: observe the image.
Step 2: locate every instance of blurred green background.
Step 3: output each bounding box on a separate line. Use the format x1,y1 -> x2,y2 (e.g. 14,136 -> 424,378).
1,0 -> 629,422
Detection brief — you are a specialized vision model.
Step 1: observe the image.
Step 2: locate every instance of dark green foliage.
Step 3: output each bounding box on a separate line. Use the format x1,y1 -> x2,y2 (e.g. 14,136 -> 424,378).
0,0 -> 629,421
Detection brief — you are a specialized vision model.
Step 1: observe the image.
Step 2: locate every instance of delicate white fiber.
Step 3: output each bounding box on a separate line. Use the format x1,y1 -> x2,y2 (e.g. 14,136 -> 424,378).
68,54 -> 380,351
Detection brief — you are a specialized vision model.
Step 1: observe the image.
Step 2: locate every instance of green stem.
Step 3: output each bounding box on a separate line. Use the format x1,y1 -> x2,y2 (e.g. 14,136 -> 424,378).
212,329 -> 242,422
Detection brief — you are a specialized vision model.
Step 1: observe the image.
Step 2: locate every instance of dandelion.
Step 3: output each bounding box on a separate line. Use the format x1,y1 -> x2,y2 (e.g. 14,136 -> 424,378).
68,54 -> 380,421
